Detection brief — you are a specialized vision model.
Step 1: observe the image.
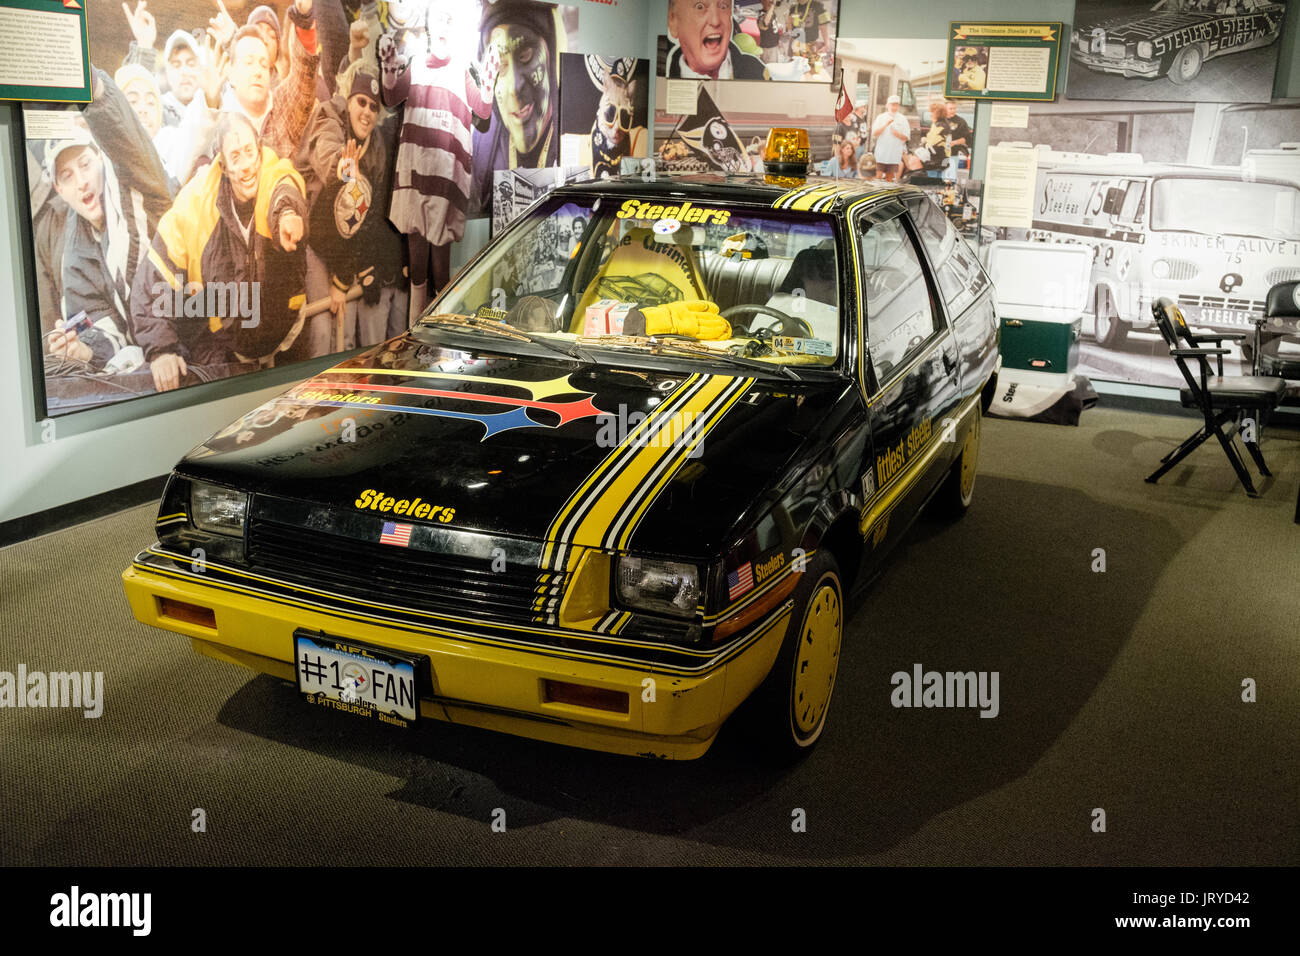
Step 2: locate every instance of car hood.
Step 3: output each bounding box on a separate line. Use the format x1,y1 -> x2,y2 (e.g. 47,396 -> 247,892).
1084,12 -> 1210,43
178,336 -> 851,559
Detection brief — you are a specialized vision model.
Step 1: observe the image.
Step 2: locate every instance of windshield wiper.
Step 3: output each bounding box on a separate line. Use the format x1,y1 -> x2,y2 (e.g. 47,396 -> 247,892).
590,337 -> 803,381
417,313 -> 593,364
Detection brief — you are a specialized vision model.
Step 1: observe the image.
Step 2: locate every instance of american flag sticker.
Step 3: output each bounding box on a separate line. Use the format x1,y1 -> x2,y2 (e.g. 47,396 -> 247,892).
727,561 -> 754,601
379,521 -> 413,547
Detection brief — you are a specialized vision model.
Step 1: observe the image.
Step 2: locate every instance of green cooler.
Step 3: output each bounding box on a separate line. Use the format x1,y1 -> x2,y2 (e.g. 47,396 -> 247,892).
986,241 -> 1092,389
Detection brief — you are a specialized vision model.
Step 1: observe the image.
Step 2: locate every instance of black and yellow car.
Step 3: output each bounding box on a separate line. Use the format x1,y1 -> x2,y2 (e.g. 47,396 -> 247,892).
122,132 -> 1000,760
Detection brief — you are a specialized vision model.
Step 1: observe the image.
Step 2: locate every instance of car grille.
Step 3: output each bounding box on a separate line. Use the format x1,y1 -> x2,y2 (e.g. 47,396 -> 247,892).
246,518 -> 557,625
1177,294 -> 1265,314
1161,258 -> 1199,281
1266,267 -> 1300,286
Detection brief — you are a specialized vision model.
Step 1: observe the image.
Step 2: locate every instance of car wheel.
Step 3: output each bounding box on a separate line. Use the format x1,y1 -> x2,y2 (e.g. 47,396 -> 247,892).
1168,44 -> 1204,85
938,404 -> 981,518
748,551 -> 844,761
1094,291 -> 1130,348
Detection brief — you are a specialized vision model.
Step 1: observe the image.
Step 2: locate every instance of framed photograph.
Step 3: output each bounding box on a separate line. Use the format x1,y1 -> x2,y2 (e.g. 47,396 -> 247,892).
944,21 -> 1062,101
981,98 -> 1300,389
558,54 -> 649,179
1066,0 -> 1289,104
659,0 -> 840,82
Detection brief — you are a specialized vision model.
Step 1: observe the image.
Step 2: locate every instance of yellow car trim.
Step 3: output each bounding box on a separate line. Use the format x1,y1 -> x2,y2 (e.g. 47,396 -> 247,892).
123,564 -> 793,759
132,549 -> 785,674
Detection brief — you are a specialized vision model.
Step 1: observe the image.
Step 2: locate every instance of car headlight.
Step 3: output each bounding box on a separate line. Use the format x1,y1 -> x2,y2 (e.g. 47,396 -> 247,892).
615,556 -> 701,619
190,481 -> 249,537
1137,40 -> 1154,59
1152,258 -> 1170,279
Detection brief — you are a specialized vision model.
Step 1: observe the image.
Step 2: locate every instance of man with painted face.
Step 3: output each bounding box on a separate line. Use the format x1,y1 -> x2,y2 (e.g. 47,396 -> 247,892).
297,70 -> 403,356
130,111 -> 308,391
666,0 -> 768,80
470,0 -> 562,216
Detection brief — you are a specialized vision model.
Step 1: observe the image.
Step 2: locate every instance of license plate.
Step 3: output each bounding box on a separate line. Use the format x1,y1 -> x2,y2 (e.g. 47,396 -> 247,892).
294,631 -> 425,727
1183,306 -> 1257,328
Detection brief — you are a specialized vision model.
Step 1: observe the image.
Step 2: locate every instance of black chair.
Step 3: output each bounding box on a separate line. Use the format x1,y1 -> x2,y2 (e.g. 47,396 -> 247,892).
1147,297 -> 1285,497
1256,280 -> 1300,522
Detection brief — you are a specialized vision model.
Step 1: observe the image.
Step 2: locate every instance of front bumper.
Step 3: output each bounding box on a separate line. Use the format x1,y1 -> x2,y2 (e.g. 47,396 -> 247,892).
122,548 -> 791,759
1072,49 -> 1160,78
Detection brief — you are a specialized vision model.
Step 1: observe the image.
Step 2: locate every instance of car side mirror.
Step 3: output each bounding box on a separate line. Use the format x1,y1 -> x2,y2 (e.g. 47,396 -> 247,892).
1101,186 -> 1125,216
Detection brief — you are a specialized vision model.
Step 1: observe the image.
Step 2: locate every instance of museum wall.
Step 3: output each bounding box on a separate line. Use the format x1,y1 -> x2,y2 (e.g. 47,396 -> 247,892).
2,0 -> 1298,525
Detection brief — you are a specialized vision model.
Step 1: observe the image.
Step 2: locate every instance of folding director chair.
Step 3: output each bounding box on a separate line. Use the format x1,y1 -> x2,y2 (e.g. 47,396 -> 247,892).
1146,297 -> 1285,498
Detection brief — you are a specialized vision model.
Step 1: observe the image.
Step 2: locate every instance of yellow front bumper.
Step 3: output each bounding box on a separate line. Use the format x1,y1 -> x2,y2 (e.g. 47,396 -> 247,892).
122,557 -> 790,759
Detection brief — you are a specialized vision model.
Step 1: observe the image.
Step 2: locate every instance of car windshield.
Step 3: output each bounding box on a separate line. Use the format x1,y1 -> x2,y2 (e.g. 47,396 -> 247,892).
427,193 -> 843,372
1150,177 -> 1300,240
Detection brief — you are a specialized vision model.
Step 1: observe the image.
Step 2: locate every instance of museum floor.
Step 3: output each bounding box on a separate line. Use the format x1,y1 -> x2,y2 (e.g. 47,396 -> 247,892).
2,405 -> 1298,866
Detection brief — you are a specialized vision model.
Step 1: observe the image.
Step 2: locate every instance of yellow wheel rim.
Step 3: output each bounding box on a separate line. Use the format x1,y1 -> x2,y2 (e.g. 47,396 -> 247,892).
792,578 -> 842,737
960,410 -> 981,502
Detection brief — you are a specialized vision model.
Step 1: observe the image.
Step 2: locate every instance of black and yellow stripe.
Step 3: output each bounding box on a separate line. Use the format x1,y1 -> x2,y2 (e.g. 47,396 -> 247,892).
541,374 -> 752,572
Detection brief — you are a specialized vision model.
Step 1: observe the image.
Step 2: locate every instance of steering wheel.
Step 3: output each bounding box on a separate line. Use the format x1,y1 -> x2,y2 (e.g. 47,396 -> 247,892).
721,303 -> 814,339
866,267 -> 908,299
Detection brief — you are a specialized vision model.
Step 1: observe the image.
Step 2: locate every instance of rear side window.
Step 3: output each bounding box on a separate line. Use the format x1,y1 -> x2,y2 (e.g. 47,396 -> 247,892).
859,214 -> 940,384
906,196 -> 990,319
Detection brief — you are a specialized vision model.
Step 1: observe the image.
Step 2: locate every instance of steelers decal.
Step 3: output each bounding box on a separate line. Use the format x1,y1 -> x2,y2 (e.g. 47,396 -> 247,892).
335,172 -> 374,239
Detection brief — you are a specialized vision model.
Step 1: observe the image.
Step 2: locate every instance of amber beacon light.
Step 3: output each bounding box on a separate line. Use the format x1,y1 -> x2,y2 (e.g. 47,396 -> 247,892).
763,128 -> 811,179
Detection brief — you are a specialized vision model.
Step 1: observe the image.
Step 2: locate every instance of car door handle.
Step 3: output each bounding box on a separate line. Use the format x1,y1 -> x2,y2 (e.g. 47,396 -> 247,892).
942,352 -> 957,373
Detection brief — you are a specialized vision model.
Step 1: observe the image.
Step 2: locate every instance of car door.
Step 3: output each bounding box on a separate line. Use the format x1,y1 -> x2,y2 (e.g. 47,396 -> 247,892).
854,201 -> 963,560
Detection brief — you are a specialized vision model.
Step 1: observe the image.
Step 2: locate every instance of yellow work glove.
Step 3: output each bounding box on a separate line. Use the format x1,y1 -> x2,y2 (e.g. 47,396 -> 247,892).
639,300 -> 732,340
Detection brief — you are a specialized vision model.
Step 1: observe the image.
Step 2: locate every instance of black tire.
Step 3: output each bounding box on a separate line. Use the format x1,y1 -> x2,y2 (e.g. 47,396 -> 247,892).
1093,290 -> 1130,349
1167,44 -> 1204,85
937,404 -> 981,519
746,550 -> 844,763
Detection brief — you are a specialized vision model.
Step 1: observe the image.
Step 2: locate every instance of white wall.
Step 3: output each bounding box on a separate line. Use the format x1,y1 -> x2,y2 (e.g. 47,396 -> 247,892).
0,0 -> 653,524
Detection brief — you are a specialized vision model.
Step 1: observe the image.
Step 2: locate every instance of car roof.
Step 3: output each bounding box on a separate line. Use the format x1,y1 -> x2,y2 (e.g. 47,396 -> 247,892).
550,172 -> 928,214
1043,163 -> 1297,186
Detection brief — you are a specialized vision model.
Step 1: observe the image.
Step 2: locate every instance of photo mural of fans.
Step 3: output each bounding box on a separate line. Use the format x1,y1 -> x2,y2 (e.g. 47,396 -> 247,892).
22,0 -> 396,415
833,35 -> 978,217
558,54 -> 649,179
1067,0 -> 1289,104
660,0 -> 839,81
17,0 -> 590,416
467,1 -> 581,216
982,99 -> 1300,389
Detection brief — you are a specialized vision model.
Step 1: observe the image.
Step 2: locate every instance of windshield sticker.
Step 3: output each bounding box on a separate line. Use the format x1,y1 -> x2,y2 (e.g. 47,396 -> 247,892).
772,336 -> 834,356
615,199 -> 731,225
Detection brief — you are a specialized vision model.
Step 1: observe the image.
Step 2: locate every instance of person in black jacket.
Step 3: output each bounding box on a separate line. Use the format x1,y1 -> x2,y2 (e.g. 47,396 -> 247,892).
297,69 -> 402,356
44,67 -> 174,374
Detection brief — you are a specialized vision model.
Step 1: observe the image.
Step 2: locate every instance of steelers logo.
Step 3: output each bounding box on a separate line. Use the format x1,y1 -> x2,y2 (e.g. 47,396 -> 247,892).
334,172 -> 373,239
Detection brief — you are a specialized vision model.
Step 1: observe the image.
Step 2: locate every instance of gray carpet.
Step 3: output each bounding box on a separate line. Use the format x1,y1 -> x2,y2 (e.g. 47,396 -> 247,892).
2,406 -> 1297,866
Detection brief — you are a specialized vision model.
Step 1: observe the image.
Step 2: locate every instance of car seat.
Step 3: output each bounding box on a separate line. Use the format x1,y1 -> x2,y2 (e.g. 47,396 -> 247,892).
572,226 -> 711,329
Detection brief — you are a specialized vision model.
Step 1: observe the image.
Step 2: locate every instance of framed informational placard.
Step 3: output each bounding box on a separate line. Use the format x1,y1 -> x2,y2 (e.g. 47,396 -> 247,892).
0,0 -> 91,103
945,21 -> 1061,102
